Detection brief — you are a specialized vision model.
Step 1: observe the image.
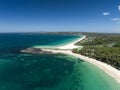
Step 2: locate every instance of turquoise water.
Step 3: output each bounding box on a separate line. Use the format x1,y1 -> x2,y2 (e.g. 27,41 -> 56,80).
0,33 -> 120,90
33,35 -> 83,48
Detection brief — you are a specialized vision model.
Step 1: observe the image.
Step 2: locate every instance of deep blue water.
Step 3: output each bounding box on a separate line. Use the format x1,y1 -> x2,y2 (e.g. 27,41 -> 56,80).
0,33 -> 80,48
0,33 -> 120,90
0,33 -> 79,90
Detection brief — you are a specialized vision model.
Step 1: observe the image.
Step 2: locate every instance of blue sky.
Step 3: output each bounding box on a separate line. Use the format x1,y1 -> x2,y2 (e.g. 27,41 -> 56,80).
0,0 -> 120,33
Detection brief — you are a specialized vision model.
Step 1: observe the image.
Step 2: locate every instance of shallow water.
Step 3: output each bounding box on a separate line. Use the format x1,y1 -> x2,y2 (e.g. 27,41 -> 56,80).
0,33 -> 120,90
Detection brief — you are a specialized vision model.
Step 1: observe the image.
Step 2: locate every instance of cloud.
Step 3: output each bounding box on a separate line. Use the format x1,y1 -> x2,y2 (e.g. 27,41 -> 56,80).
118,5 -> 120,11
103,12 -> 110,16
112,18 -> 120,24
112,18 -> 120,21
116,21 -> 120,24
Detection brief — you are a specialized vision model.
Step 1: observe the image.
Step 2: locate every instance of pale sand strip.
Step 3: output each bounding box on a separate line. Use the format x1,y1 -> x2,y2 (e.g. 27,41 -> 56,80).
41,35 -> 120,83
58,36 -> 86,49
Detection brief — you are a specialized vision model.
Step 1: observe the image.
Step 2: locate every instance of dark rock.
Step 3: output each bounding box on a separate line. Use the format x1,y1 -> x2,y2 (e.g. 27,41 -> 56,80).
21,48 -> 53,54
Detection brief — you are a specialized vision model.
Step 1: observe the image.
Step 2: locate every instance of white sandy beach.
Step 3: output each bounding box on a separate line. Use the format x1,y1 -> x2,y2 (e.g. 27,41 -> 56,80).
41,36 -> 120,83
58,36 -> 86,49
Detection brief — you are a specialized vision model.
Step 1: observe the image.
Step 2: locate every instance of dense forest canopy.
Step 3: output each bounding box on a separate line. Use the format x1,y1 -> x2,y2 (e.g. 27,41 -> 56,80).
73,33 -> 120,69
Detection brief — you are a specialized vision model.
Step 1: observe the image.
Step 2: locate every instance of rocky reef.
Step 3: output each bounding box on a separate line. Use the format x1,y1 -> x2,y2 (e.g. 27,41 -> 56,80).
21,48 -> 53,54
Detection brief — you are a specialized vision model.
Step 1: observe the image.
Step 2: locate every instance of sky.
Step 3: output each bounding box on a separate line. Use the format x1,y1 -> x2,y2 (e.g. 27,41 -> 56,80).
0,0 -> 120,33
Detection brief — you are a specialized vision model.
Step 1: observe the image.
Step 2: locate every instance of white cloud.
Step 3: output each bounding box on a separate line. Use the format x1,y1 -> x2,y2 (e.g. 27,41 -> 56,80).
103,12 -> 110,16
112,18 -> 120,21
118,5 -> 120,11
112,18 -> 120,24
116,21 -> 120,24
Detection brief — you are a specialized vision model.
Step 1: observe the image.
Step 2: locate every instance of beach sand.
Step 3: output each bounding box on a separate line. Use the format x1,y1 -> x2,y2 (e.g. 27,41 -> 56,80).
41,35 -> 120,83
58,36 -> 86,50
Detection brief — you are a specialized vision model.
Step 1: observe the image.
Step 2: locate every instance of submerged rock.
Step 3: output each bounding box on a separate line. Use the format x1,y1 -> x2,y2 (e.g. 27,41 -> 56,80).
21,48 -> 53,54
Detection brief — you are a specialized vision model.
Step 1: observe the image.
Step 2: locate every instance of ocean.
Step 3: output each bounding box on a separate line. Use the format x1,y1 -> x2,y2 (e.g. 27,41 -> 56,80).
0,33 -> 120,90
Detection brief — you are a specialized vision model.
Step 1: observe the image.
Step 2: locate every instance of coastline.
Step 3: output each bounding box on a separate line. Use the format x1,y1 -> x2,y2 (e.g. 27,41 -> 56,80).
58,35 -> 86,50
33,35 -> 86,49
41,35 -> 120,83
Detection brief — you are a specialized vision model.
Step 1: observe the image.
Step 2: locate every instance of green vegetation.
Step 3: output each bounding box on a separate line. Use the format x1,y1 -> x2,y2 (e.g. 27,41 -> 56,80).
75,34 -> 120,46
73,33 -> 120,69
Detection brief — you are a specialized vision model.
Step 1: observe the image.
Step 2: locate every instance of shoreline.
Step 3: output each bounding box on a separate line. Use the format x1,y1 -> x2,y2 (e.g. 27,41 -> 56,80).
41,35 -> 120,83
41,49 -> 120,83
33,35 -> 86,49
58,35 -> 86,50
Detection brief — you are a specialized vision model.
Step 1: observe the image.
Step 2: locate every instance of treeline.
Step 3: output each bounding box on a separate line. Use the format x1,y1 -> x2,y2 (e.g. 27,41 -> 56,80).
72,46 -> 120,69
75,35 -> 120,47
73,34 -> 120,69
